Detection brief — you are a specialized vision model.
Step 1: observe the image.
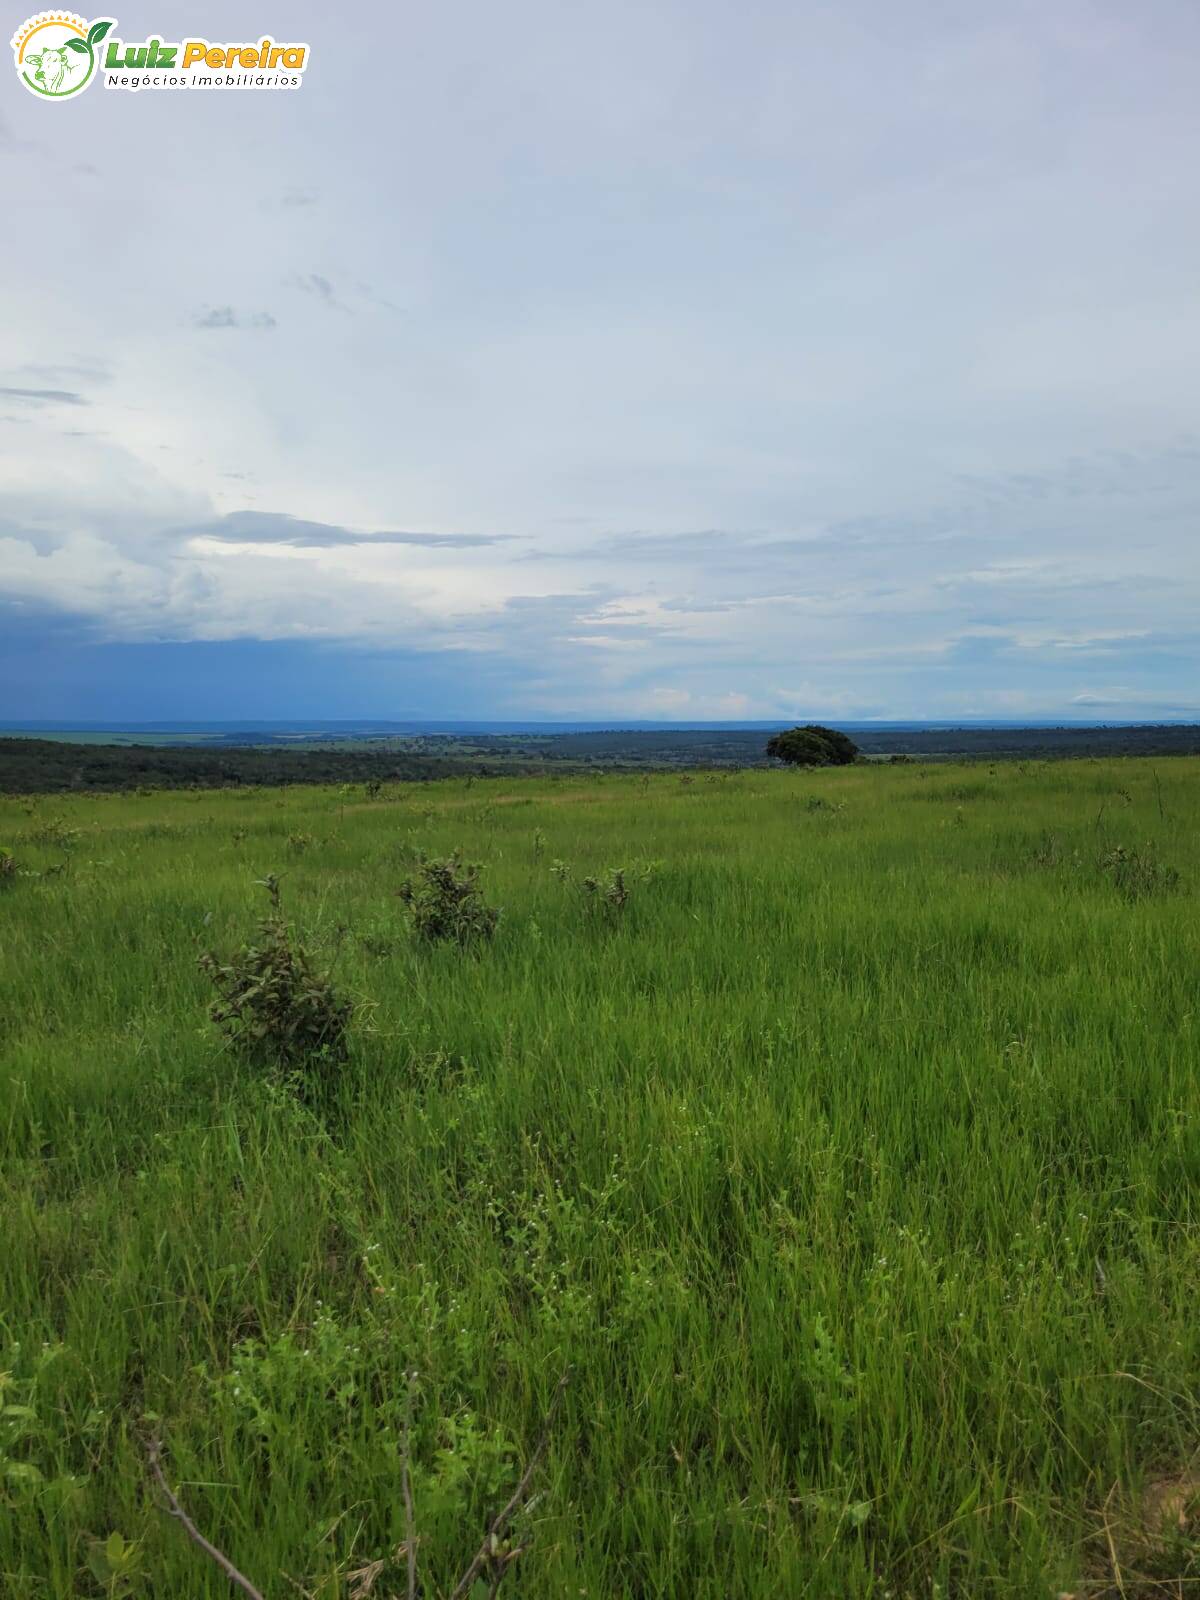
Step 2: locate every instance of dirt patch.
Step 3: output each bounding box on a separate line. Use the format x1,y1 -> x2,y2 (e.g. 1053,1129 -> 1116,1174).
1072,1468 -> 1200,1598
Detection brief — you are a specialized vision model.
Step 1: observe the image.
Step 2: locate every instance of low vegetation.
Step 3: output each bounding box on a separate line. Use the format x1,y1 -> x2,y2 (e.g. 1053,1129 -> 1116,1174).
397,852 -> 501,947
1,758 -> 1198,1597
198,874 -> 353,1085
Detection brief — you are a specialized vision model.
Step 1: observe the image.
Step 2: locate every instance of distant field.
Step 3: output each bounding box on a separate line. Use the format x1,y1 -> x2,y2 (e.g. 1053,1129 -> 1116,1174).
1,761 -> 1198,1597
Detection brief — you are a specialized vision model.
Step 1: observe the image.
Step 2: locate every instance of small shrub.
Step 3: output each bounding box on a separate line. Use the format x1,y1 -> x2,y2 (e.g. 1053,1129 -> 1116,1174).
1098,844 -> 1180,902
889,753 -> 913,764
1031,832 -> 1064,869
198,875 -> 352,1077
576,863 -> 656,919
27,815 -> 81,850
86,1531 -> 145,1597
287,832 -> 313,854
364,778 -> 383,800
148,1368 -> 569,1600
397,853 -> 500,947
803,796 -> 844,815
0,848 -> 16,884
582,867 -> 631,914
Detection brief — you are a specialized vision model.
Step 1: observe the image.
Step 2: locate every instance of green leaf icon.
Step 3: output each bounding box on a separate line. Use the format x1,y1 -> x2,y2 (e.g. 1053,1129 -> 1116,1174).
87,19 -> 113,45
65,37 -> 89,52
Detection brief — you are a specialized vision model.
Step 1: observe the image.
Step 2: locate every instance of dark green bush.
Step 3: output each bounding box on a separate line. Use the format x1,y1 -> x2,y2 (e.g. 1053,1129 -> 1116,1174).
1098,844 -> 1180,902
199,875 -> 352,1076
555,861 -> 654,919
766,725 -> 859,767
397,853 -> 500,947
581,867 -> 631,914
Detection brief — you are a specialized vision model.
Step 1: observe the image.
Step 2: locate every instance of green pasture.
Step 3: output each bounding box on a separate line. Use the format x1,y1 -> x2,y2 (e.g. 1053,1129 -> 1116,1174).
1,759 -> 1197,1596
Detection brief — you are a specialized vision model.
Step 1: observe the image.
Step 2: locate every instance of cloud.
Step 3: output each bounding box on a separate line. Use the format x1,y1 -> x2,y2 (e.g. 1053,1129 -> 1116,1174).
0,386 -> 87,407
15,361 -> 111,386
184,511 -> 512,549
191,307 -> 277,330
1070,691 -> 1200,712
286,273 -> 398,313
1012,629 -> 1152,653
2,416 -> 1196,722
289,273 -> 346,310
527,523 -> 922,569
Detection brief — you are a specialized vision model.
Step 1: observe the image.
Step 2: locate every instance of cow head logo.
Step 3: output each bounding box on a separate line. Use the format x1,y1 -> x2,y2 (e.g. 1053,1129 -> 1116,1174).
11,13 -> 114,98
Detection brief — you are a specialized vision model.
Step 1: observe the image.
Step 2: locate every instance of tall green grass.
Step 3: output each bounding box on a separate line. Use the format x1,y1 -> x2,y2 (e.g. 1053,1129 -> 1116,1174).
1,760 -> 1197,1596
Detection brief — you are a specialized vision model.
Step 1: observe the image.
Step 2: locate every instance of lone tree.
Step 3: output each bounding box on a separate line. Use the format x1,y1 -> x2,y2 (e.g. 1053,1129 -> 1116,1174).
766,724 -> 859,767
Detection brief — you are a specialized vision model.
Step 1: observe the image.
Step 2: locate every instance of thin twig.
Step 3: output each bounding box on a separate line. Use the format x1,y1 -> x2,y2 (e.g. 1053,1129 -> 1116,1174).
448,1371 -> 570,1600
145,1438 -> 267,1600
402,1371 -> 418,1600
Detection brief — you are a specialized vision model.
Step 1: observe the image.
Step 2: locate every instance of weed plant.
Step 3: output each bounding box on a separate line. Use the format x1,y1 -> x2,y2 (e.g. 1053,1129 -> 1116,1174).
198,874 -> 352,1080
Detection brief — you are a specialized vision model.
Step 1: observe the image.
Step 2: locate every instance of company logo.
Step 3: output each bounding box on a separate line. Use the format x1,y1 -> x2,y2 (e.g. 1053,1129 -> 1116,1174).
11,13 -> 113,97
11,14 -> 310,96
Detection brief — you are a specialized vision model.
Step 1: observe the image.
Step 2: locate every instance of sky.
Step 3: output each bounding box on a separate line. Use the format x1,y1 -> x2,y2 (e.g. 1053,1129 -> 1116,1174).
2,0 -> 1199,723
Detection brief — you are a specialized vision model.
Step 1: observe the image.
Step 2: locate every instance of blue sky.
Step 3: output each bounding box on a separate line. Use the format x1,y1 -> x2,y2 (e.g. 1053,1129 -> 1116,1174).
2,0 -> 1198,722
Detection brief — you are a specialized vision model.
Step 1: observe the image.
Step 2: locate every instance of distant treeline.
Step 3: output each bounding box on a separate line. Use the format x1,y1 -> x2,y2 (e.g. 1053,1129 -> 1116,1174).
852,724 -> 1200,759
399,724 -> 1200,766
2,722 -> 1198,794
0,738 -> 486,795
